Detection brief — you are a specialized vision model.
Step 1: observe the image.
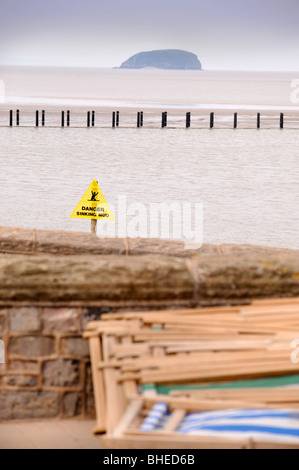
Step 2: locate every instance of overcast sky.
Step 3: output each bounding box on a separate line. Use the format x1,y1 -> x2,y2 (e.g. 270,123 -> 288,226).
0,0 -> 298,71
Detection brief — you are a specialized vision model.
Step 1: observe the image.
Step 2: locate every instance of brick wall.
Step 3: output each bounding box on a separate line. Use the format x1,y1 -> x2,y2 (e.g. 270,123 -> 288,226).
0,306 -> 112,421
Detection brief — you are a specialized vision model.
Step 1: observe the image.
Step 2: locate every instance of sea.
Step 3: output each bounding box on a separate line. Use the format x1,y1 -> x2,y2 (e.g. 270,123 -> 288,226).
0,66 -> 299,249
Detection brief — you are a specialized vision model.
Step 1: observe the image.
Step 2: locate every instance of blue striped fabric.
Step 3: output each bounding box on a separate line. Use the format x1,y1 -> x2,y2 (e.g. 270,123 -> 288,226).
178,409 -> 299,441
139,402 -> 168,432
140,403 -> 299,442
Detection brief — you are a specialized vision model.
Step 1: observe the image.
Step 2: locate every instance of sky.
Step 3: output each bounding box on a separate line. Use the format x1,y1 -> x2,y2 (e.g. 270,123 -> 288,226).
0,0 -> 298,71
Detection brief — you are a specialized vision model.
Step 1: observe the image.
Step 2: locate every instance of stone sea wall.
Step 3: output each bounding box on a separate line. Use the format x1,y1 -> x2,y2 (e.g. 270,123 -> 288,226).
0,226 -> 299,421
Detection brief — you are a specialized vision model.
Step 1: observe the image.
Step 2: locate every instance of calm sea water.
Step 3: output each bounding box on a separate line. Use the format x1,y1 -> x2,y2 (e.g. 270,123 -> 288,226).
0,68 -> 299,249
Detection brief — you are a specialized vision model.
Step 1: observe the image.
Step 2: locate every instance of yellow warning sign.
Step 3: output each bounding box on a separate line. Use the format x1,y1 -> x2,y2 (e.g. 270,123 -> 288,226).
70,179 -> 115,220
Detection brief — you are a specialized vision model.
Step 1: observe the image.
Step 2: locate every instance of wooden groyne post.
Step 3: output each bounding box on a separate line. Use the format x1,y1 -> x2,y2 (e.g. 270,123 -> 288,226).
16,110 -> 19,126
210,112 -> 214,129
67,110 -> 70,127
35,110 -> 39,127
87,111 -> 91,128
112,112 -> 116,128
92,111 -> 95,127
137,111 -> 144,128
186,112 -> 191,128
61,111 -> 65,128
162,112 -> 167,128
233,113 -> 238,129
42,110 -> 45,126
116,111 -> 119,127
257,113 -> 261,129
280,113 -> 284,129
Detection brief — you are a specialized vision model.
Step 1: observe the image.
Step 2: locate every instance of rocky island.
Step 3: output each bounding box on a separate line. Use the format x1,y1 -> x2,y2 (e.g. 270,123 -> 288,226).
120,49 -> 202,70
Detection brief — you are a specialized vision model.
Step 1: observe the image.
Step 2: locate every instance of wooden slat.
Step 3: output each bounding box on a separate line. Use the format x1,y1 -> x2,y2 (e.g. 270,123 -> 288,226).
112,399 -> 143,437
102,433 -> 251,449
102,334 -> 127,434
120,335 -> 139,400
140,362 -> 299,384
161,409 -> 186,432
170,387 -> 299,403
88,335 -> 106,434
141,394 -> 289,412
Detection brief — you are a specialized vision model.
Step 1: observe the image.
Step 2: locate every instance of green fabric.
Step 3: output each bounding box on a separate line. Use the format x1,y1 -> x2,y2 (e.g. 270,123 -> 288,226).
142,384 -> 156,391
141,375 -> 299,394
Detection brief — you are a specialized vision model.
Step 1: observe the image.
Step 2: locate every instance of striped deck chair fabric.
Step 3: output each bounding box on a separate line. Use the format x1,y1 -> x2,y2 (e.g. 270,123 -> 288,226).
140,404 -> 299,444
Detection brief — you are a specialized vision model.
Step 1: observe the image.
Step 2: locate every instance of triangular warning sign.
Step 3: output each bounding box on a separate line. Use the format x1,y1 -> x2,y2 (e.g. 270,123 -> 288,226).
70,179 -> 115,220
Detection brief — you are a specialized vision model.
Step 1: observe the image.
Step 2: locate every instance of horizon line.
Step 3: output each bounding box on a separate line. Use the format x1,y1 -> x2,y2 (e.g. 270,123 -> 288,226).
1,64 -> 299,73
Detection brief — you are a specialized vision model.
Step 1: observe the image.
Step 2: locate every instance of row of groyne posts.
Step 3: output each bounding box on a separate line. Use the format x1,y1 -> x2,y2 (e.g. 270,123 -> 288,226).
7,109 -> 286,129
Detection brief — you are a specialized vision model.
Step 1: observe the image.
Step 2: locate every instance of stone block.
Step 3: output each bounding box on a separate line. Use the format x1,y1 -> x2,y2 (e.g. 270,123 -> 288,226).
9,336 -> 55,357
42,359 -> 80,387
4,375 -> 37,387
9,360 -> 39,373
63,392 -> 82,417
61,337 -> 89,357
9,307 -> 40,332
0,391 -> 60,419
0,254 -> 195,302
42,308 -> 79,332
